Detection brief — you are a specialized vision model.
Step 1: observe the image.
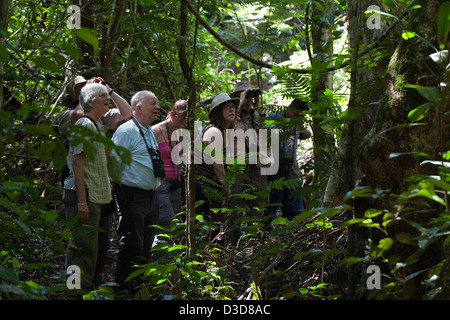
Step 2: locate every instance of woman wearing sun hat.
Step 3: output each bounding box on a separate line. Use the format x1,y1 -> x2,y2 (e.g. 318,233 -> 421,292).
192,93 -> 238,238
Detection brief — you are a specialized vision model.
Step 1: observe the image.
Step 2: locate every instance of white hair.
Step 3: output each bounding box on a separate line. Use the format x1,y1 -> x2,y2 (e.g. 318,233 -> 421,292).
79,83 -> 108,112
130,90 -> 155,112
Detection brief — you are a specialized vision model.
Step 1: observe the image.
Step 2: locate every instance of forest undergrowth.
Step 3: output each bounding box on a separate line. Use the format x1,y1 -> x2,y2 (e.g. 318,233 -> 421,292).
2,134 -> 450,301
1,151 -> 368,301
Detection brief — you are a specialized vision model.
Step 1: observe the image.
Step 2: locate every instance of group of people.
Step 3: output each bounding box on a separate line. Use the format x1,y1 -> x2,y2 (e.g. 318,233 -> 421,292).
192,83 -> 312,246
56,76 -> 311,293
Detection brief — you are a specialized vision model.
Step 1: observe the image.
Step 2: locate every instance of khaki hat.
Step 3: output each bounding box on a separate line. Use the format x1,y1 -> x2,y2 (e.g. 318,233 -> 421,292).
68,76 -> 87,98
209,93 -> 239,117
231,81 -> 251,97
74,76 -> 87,86
63,76 -> 87,107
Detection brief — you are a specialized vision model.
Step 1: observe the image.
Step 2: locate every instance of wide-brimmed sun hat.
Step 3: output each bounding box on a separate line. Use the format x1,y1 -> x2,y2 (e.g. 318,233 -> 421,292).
74,76 -> 87,86
68,75 -> 87,98
209,93 -> 240,117
231,80 -> 251,97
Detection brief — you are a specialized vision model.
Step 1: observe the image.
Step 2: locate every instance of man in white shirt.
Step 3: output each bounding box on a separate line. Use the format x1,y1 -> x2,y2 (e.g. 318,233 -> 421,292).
110,90 -> 162,290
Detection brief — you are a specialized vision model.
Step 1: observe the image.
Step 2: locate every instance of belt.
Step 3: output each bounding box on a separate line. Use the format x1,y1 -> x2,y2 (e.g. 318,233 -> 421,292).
119,184 -> 156,193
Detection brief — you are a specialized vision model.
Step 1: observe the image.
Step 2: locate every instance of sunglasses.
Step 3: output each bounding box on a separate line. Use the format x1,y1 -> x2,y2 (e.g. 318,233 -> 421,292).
174,112 -> 187,119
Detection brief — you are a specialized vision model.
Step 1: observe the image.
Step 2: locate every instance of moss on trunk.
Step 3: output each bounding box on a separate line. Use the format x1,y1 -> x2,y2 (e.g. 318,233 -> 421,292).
359,0 -> 450,298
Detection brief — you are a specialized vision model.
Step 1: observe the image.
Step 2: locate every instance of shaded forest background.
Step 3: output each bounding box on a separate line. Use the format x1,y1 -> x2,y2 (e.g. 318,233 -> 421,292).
0,0 -> 449,300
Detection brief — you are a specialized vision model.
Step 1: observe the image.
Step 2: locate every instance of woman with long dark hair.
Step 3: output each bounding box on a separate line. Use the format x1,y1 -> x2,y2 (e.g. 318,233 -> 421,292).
193,93 -> 238,239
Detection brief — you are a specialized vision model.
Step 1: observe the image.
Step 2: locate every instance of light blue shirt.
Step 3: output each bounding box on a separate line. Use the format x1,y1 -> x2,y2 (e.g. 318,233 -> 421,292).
111,117 -> 160,190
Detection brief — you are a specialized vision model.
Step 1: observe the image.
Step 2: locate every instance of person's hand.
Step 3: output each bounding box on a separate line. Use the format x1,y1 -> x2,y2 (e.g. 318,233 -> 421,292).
104,82 -> 112,93
222,184 -> 231,200
238,89 -> 253,114
78,202 -> 89,222
253,92 -> 261,111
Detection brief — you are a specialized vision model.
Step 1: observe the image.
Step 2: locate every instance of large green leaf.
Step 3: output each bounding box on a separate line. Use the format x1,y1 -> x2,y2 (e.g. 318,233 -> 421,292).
417,86 -> 441,107
73,27 -> 98,51
31,56 -> 60,72
408,102 -> 431,122
371,238 -> 394,259
437,1 -> 450,50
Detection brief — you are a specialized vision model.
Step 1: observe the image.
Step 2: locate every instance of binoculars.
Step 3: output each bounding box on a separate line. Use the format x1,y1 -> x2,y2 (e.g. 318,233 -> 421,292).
93,77 -> 106,85
245,89 -> 261,98
149,148 -> 166,178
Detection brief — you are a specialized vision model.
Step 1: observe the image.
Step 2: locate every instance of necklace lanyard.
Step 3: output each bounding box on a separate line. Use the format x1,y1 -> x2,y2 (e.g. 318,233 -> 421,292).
80,115 -> 102,135
132,117 -> 158,156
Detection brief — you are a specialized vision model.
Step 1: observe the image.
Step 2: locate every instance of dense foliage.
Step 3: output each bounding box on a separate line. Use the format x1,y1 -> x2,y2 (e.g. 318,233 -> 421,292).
0,0 -> 449,300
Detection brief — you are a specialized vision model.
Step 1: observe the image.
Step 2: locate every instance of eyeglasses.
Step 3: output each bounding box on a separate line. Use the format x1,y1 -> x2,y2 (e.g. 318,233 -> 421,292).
223,104 -> 236,110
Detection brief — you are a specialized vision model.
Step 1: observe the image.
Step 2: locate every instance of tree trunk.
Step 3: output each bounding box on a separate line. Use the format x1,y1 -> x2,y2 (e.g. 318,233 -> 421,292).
179,1 -> 197,258
310,0 -> 334,194
360,0 -> 450,298
362,0 -> 448,199
78,0 -> 96,70
324,0 -> 397,205
100,0 -> 126,79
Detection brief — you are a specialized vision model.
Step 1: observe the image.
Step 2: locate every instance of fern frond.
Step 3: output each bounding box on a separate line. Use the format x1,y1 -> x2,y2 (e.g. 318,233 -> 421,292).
268,177 -> 301,191
271,65 -> 312,101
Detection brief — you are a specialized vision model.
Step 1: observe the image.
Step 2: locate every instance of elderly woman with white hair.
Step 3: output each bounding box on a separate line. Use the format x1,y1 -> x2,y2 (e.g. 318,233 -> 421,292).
63,83 -> 113,290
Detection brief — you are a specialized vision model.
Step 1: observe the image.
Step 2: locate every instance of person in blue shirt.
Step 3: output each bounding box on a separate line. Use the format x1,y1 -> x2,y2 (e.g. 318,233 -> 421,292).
264,98 -> 311,223
110,90 -> 161,290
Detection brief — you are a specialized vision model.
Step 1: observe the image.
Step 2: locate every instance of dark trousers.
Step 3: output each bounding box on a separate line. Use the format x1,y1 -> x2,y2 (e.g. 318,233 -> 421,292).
93,214 -> 111,286
267,180 -> 303,221
114,185 -> 157,288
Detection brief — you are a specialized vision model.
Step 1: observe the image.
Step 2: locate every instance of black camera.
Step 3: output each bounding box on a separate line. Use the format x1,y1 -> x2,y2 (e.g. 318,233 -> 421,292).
93,77 -> 106,85
149,148 -> 166,178
245,89 -> 261,99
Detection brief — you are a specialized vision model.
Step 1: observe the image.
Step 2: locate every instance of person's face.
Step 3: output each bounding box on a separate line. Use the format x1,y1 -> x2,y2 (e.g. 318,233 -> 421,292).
91,93 -> 111,115
138,94 -> 160,124
240,102 -> 252,113
171,111 -> 187,128
222,102 -> 236,122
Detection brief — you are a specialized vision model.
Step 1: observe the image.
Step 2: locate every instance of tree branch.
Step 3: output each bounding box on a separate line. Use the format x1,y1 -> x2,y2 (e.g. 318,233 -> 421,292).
180,0 -> 273,70
101,0 -> 126,79
141,37 -> 176,102
181,0 -> 416,75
